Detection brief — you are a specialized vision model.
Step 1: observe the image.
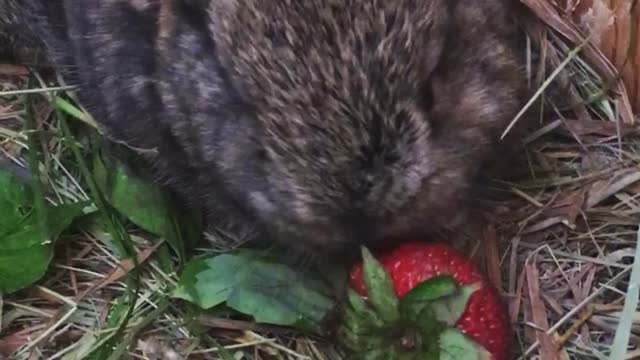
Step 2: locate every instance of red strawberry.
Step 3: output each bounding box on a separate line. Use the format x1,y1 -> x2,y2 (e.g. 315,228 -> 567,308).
342,242 -> 511,360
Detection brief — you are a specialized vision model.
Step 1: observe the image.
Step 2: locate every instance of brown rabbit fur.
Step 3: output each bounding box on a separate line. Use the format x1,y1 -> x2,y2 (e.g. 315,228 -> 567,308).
1,0 -> 533,257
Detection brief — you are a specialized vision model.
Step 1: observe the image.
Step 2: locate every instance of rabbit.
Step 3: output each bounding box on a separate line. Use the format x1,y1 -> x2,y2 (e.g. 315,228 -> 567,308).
0,0 -> 532,257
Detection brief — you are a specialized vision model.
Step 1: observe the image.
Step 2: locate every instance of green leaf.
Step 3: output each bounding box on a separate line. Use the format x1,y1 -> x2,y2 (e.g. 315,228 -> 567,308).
415,345 -> 441,360
346,347 -> 398,360
315,259 -> 349,290
0,168 -> 33,237
173,251 -> 335,333
402,276 -> 458,303
362,349 -> 397,360
0,244 -> 53,294
0,199 -> 90,294
337,324 -> 362,350
348,288 -> 369,313
337,317 -> 387,352
415,306 -> 446,344
0,202 -> 91,252
341,306 -> 368,335
361,247 -> 400,323
439,328 -> 492,360
93,155 -> 201,258
431,283 -> 481,326
93,155 -> 169,236
338,291 -> 391,352
399,276 -> 458,319
84,294 -> 135,360
48,202 -> 93,239
347,289 -> 384,328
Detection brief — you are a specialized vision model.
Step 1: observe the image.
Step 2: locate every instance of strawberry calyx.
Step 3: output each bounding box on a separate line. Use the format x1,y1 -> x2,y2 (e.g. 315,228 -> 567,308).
337,247 -> 493,359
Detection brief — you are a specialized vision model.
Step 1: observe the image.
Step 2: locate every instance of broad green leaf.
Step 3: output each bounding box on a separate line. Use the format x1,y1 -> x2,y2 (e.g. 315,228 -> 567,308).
0,201 -> 90,293
0,169 -> 33,237
361,247 -> 400,323
0,244 -> 53,294
0,202 -> 91,250
93,155 -> 201,257
0,157 -> 92,295
93,155 -> 169,236
431,283 -> 481,326
173,251 -> 335,333
399,276 -> 458,319
439,328 -> 492,360
315,259 -> 349,289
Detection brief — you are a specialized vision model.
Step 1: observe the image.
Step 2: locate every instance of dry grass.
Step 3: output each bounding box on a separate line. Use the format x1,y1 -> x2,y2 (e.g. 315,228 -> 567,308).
1,1 -> 639,359
497,2 -> 639,359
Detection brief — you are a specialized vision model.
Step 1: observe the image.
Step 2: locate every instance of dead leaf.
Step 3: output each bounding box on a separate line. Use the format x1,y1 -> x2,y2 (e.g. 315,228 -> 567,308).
563,118 -> 640,137
577,0 -> 616,46
80,240 -> 164,297
0,326 -> 44,358
0,64 -> 28,76
586,169 -> 640,208
138,336 -> 184,360
483,224 -> 503,290
526,257 -> 560,360
521,0 -> 635,123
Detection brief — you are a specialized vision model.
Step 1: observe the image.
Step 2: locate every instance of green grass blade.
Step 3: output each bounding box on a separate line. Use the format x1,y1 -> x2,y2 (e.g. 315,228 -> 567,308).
23,77 -> 49,245
608,226 -> 640,360
54,96 -> 98,128
57,98 -> 142,358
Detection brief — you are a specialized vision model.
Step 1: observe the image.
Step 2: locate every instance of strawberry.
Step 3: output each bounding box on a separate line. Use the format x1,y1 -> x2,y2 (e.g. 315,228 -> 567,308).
339,243 -> 511,360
